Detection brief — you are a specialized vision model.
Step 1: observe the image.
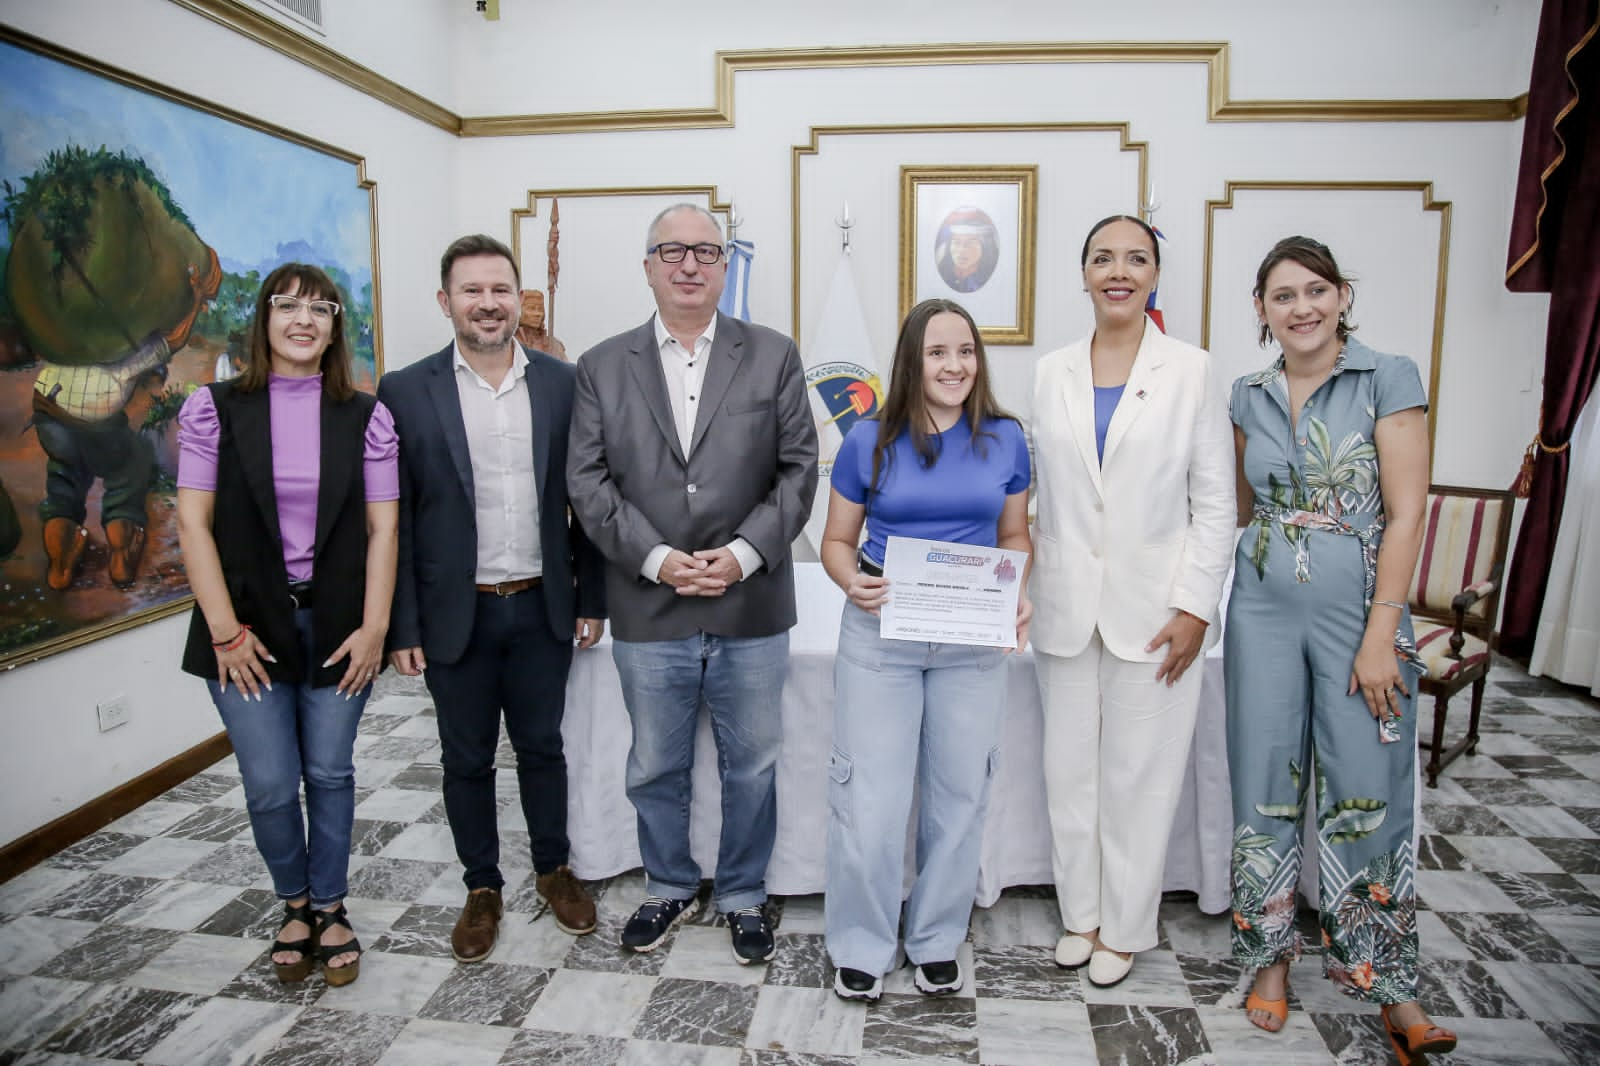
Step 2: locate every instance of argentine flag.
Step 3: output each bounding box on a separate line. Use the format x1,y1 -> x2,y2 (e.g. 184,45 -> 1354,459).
718,239 -> 755,321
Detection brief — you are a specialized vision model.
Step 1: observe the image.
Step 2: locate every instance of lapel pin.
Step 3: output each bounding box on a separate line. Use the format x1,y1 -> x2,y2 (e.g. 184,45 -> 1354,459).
1136,389 -> 1148,400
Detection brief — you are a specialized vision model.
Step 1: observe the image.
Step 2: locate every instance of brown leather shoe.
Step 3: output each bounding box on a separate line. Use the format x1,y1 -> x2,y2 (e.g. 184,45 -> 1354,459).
451,887 -> 502,963
105,519 -> 146,589
43,517 -> 88,590
536,865 -> 597,935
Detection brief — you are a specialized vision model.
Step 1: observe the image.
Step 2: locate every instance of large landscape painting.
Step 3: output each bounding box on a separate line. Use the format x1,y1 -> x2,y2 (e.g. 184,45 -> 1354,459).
0,30 -> 381,668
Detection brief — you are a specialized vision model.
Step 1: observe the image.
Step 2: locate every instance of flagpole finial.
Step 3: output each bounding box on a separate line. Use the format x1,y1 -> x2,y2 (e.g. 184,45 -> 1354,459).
1140,182 -> 1161,224
726,200 -> 741,242
836,201 -> 854,254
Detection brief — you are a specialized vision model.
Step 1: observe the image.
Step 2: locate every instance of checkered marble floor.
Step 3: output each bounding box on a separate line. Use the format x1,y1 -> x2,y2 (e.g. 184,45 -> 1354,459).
2,659 -> 1598,1066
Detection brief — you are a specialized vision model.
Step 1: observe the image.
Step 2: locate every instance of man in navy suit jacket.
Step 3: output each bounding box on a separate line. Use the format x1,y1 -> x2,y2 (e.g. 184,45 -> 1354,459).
379,235 -> 605,964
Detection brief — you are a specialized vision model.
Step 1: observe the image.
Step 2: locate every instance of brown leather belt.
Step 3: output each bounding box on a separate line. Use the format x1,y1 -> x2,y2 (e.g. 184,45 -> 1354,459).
476,576 -> 542,596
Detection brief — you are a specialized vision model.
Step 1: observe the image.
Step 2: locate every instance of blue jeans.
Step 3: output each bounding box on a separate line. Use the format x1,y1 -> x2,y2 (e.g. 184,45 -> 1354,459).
825,603 -> 1006,976
613,631 -> 788,913
208,609 -> 368,907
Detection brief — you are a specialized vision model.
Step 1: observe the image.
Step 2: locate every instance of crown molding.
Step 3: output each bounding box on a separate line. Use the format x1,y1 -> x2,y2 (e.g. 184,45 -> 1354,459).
168,0 -> 461,133
168,4 -> 1527,136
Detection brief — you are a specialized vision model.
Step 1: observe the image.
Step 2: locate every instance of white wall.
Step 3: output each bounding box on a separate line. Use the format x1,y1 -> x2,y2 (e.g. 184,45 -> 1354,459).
447,0 -> 1539,115
0,0 -> 1552,845
0,0 -> 458,846
461,6 -> 1548,490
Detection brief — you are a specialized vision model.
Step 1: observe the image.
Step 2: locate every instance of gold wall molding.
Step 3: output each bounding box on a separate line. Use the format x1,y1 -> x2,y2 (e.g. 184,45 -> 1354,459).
508,186 -> 733,268
1200,180 -> 1451,450
790,123 -> 1147,343
168,0 -> 460,133
164,4 -> 1527,136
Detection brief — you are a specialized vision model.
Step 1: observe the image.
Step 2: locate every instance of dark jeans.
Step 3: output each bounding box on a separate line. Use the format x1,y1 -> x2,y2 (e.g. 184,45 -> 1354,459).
424,583 -> 575,889
33,410 -> 153,526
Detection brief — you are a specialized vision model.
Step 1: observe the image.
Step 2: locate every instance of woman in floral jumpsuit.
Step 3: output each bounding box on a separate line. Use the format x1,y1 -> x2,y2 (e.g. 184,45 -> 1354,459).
1225,236 -> 1456,1062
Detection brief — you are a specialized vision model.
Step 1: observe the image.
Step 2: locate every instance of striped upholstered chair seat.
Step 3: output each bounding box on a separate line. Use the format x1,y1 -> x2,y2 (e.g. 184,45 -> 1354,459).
1407,486 -> 1514,787
1415,626 -> 1490,683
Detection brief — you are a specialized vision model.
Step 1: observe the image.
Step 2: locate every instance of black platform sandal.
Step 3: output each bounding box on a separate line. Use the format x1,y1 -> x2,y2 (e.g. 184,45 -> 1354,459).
271,900 -> 316,983
314,903 -> 363,987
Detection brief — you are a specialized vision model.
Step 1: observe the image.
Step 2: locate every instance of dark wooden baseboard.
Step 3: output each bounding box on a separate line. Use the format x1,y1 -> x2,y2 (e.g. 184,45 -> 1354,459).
0,731 -> 234,883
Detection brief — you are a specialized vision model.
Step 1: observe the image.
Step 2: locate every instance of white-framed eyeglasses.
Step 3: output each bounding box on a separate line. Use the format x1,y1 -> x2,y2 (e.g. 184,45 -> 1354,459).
648,242 -> 725,265
267,294 -> 342,320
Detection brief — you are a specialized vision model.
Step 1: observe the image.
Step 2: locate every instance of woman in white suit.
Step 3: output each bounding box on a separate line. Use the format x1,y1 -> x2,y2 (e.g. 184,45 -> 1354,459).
1030,215 -> 1235,986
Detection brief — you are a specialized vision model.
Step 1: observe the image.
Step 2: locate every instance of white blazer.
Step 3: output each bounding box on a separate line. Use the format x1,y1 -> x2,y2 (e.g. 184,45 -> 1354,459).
1029,322 -> 1236,662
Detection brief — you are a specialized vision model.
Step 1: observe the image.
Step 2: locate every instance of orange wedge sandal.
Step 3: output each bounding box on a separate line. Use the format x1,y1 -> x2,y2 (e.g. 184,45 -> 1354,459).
1380,1005 -> 1457,1064
1244,989 -> 1288,1032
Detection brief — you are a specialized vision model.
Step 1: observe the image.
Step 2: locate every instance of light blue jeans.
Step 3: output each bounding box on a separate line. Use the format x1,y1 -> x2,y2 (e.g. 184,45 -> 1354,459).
208,609 -> 368,907
613,630 -> 788,913
825,602 -> 1006,976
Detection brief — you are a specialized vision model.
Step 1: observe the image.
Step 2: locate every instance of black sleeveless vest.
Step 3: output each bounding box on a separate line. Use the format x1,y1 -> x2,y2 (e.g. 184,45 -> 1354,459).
180,381 -> 377,688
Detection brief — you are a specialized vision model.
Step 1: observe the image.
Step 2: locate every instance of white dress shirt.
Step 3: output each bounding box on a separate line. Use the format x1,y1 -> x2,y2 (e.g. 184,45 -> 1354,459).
453,342 -> 543,585
640,314 -> 762,583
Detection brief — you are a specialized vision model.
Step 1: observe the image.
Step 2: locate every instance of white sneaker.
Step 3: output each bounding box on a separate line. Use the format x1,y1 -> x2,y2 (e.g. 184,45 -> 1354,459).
1055,932 -> 1095,969
1087,949 -> 1134,987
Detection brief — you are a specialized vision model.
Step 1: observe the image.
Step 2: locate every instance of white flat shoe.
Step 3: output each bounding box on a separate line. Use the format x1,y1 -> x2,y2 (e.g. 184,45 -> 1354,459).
1055,932 -> 1095,969
1087,949 -> 1134,987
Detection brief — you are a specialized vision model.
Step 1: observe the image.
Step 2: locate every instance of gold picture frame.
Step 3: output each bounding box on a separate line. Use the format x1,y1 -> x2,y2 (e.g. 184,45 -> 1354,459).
0,25 -> 383,670
899,165 -> 1038,344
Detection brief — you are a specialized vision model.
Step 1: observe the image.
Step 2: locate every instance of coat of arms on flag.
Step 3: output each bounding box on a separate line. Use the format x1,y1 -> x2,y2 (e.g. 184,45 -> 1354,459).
806,362 -> 883,477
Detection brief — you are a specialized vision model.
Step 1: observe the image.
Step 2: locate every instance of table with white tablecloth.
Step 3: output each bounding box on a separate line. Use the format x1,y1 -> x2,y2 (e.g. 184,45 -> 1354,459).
560,562 -> 1234,914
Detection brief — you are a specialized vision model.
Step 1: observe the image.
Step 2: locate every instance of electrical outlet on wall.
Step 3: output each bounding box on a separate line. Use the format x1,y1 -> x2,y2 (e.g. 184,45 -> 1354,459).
97,695 -> 130,732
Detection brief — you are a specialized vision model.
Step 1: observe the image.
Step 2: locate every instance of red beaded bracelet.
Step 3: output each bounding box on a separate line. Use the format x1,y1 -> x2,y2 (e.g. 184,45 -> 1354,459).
212,624 -> 251,652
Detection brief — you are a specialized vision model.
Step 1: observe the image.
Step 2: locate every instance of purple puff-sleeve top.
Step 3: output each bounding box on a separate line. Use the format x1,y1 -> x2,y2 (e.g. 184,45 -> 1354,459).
177,374 -> 399,583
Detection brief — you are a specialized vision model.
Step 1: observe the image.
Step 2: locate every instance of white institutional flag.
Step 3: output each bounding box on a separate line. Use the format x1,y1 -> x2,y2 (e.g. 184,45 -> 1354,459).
802,252 -> 884,551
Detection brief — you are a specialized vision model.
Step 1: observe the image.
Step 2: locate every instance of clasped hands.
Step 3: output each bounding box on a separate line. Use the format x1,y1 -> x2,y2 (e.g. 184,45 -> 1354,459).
658,547 -> 742,597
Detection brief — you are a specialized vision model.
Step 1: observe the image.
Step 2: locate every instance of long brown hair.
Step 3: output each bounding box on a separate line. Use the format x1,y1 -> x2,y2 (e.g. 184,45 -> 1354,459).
236,262 -> 355,400
1251,236 -> 1358,347
866,299 -> 1017,502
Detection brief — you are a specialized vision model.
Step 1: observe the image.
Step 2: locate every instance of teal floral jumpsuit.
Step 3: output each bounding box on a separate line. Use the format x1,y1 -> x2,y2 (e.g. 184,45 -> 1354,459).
1224,339 -> 1428,1005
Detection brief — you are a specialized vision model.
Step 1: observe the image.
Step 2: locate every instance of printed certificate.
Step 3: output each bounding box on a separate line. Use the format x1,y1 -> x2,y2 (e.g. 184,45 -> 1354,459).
879,535 -> 1028,648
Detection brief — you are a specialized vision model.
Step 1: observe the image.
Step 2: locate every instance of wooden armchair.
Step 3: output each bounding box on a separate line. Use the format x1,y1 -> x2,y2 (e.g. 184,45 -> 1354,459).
1408,485 -> 1515,787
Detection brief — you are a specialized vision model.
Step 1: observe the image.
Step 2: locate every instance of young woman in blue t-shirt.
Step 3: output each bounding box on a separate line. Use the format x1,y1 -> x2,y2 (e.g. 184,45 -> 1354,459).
819,298 -> 1031,1002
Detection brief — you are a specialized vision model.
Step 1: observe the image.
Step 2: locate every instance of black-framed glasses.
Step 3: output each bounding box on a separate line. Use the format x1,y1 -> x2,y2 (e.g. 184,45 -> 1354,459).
267,294 -> 341,320
648,242 -> 725,265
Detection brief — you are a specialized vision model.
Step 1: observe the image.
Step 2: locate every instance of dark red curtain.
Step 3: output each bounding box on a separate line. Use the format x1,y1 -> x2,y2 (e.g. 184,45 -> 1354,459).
1501,0 -> 1600,657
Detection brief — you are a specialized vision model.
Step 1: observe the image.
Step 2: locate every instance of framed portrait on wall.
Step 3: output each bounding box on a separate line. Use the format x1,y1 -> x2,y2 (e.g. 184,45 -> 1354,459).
0,27 -> 382,669
899,165 -> 1037,344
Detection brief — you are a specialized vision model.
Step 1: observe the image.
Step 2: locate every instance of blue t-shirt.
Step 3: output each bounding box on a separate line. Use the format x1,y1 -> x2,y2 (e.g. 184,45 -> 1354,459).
1093,384 -> 1125,463
832,416 -> 1031,567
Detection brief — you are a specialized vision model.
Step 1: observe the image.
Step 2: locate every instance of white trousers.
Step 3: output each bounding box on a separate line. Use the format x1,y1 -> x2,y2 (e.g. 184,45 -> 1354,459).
1037,630 -> 1204,952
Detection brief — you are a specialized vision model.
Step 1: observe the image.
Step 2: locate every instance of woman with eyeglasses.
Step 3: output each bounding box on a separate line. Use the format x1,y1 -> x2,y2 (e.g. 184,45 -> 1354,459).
821,298 -> 1031,1002
176,263 -> 399,987
1227,237 -> 1451,1062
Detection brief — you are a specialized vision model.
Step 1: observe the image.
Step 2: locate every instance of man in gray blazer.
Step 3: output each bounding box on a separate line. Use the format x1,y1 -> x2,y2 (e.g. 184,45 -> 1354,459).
568,204 -> 818,964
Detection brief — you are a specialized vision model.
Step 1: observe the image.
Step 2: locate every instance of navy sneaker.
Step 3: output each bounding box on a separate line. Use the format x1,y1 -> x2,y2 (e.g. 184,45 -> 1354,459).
728,905 -> 776,964
833,966 -> 882,1002
619,896 -> 699,953
914,959 -> 962,995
